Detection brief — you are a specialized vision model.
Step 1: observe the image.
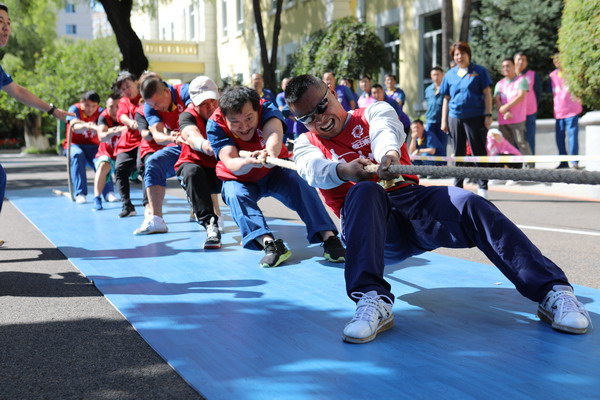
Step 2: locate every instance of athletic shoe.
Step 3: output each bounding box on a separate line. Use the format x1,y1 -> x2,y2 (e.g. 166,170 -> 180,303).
343,291 -> 394,344
133,215 -> 168,235
75,194 -> 86,204
119,203 -> 137,218
477,188 -> 488,199
105,192 -> 119,202
322,235 -> 346,263
203,216 -> 221,249
537,285 -> 591,334
259,239 -> 291,268
92,196 -> 103,211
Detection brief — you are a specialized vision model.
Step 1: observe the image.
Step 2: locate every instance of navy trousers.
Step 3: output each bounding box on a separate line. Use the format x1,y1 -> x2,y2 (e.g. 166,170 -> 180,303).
341,181 -> 569,303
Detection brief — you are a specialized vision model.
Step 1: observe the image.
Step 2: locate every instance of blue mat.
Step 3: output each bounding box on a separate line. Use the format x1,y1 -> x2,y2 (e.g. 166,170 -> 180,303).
7,187 -> 600,399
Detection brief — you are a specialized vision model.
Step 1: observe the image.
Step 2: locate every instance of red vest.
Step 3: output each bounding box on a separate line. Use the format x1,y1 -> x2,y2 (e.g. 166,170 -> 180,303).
138,104 -> 168,160
305,108 -> 418,217
174,105 -> 217,170
64,103 -> 101,147
115,94 -> 142,154
155,83 -> 187,131
95,109 -> 120,159
212,101 -> 291,183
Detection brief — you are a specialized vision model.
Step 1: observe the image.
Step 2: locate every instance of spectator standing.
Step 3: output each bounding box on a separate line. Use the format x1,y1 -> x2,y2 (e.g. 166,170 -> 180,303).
384,74 -> 406,111
424,66 -> 447,156
251,73 -> 275,103
440,42 -> 493,199
357,75 -> 376,109
549,53 -> 583,169
323,71 -> 356,111
514,51 -> 542,155
494,58 -> 532,158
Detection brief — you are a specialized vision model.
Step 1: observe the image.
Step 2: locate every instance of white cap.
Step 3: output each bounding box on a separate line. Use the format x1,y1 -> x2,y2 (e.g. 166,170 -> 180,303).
189,76 -> 219,106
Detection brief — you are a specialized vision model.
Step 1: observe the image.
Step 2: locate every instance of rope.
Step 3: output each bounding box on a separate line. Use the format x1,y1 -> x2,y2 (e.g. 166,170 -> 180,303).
411,154 -> 600,163
236,151 -> 600,185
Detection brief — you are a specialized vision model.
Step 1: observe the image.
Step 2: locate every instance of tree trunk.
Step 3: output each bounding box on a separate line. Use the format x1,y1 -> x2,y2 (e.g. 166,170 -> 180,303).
459,0 -> 473,43
23,113 -> 50,150
441,0 -> 454,69
98,0 -> 149,78
252,0 -> 284,93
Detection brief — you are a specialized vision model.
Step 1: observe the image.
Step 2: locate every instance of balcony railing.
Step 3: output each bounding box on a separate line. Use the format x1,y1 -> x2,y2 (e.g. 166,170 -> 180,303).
142,41 -> 200,56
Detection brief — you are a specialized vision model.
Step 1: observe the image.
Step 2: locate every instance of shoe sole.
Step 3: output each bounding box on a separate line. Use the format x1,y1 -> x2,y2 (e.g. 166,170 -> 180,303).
119,211 -> 137,218
204,243 -> 221,249
260,250 -> 292,268
537,307 -> 588,334
324,253 -> 345,263
133,229 -> 168,235
342,316 -> 394,344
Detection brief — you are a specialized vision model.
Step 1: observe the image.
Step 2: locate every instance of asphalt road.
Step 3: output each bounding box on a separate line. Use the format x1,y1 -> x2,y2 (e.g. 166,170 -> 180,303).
1,150 -> 599,399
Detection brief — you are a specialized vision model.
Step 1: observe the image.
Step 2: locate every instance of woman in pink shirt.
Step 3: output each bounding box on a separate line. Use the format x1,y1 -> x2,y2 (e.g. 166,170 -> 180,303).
550,53 -> 583,169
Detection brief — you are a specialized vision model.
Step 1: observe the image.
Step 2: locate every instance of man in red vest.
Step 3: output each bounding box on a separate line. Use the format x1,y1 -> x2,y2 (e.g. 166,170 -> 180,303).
285,74 -> 590,344
176,76 -> 223,249
206,86 -> 345,268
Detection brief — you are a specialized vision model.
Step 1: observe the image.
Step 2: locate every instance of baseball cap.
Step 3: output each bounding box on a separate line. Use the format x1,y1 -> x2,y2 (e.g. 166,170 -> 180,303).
189,76 -> 220,106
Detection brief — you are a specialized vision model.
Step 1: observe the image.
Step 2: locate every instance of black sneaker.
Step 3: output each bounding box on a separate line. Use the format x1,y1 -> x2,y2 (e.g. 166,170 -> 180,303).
322,235 -> 346,263
259,239 -> 291,268
119,203 -> 137,218
203,216 -> 221,249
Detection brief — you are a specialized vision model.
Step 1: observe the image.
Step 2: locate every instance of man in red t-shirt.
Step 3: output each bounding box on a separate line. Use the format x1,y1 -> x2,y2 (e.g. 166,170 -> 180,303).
286,74 -> 591,343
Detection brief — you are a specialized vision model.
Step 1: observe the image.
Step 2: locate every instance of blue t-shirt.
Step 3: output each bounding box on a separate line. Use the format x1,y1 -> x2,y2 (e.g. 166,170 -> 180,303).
440,63 -> 492,119
66,105 -> 105,122
417,130 -> 444,155
275,92 -> 286,108
144,83 -> 191,127
207,101 -> 285,161
260,88 -> 276,103
335,85 -> 355,111
0,65 -> 14,89
387,88 -> 406,110
425,83 -> 443,125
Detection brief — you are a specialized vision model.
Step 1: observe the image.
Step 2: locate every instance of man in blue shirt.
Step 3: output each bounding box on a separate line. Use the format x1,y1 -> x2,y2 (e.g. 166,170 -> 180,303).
409,119 -> 444,166
0,2 -> 72,227
251,73 -> 275,103
323,71 -> 356,111
424,66 -> 447,155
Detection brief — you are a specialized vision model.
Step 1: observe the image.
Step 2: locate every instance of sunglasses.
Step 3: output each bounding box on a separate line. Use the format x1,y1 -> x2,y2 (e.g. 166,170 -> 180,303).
295,90 -> 329,124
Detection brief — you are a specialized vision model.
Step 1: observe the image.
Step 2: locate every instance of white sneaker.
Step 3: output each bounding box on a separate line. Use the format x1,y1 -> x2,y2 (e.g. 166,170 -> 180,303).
106,192 -> 119,202
203,216 -> 221,249
342,291 -> 394,344
505,180 -> 518,186
133,215 -> 168,235
538,285 -> 591,334
477,188 -> 488,199
75,194 -> 86,204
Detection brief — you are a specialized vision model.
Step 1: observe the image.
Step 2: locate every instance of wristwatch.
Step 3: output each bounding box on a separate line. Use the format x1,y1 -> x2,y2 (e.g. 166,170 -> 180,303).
484,113 -> 492,117
47,104 -> 56,116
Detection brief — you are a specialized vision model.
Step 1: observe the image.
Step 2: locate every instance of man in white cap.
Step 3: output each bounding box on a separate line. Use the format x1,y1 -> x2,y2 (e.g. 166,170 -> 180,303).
175,76 -> 223,249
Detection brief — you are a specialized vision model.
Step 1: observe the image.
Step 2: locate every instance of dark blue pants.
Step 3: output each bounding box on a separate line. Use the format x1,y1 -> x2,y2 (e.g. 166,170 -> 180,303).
341,181 -> 569,303
222,167 -> 337,250
525,113 -> 537,154
555,115 -> 580,168
70,144 -> 113,197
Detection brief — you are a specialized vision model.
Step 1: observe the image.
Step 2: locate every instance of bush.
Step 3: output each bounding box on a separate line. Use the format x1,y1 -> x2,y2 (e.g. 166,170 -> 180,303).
557,0 -> 600,109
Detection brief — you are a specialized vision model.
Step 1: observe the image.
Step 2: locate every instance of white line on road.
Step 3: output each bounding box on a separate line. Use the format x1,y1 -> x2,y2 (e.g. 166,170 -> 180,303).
517,224 -> 600,237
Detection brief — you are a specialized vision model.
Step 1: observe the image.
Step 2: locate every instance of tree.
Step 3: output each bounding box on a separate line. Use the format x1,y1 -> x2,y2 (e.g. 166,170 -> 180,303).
97,0 -> 149,78
557,0 -> 600,109
252,0 -> 284,93
441,0 -> 453,69
291,17 -> 391,80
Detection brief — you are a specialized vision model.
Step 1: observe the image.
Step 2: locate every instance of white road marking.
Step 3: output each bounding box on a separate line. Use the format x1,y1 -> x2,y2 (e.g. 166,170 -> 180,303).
517,224 -> 600,237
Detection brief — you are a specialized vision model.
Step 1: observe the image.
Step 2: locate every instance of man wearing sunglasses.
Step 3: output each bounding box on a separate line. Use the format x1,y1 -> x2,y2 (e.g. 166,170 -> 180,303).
206,85 -> 345,268
285,74 -> 590,344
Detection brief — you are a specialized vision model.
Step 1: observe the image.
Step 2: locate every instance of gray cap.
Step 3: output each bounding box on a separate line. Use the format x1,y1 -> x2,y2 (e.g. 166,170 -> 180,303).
189,76 -> 219,106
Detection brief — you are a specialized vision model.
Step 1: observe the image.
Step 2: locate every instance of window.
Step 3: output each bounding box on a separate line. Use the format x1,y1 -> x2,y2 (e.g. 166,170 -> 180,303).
170,22 -> 175,40
189,4 -> 196,39
422,12 -> 442,93
236,0 -> 244,33
65,3 -> 75,13
66,24 -> 77,35
383,24 -> 400,78
222,0 -> 228,38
